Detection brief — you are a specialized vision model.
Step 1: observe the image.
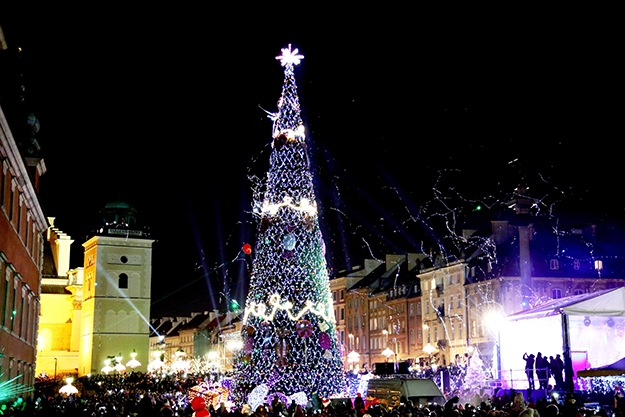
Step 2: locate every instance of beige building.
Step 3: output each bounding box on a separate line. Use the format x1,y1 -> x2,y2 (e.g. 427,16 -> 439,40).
80,228 -> 154,376
36,203 -> 154,377
36,219 -> 84,376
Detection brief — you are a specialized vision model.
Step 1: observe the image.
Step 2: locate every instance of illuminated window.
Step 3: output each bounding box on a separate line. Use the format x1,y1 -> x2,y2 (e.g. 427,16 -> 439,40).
594,260 -> 603,270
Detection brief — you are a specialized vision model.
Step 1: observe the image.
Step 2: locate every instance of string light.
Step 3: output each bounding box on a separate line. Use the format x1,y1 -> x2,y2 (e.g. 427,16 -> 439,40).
244,293 -> 335,323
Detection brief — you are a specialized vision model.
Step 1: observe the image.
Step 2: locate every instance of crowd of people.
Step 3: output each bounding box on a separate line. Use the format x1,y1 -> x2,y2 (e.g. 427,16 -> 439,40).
522,353 -> 567,391
0,372 -> 622,416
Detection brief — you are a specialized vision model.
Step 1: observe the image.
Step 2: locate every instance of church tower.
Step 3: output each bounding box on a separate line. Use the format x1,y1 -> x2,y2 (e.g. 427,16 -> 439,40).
79,202 -> 154,376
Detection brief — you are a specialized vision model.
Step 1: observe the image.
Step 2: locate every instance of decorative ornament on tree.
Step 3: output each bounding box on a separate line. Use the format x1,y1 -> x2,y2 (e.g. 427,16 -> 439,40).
295,319 -> 314,338
282,233 -> 296,251
319,332 -> 331,350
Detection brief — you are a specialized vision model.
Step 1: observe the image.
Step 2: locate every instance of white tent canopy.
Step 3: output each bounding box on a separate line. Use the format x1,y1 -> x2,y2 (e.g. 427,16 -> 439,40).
506,287 -> 625,322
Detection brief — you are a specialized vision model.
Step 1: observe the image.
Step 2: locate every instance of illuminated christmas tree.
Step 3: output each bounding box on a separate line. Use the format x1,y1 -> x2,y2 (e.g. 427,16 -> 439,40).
233,45 -> 346,405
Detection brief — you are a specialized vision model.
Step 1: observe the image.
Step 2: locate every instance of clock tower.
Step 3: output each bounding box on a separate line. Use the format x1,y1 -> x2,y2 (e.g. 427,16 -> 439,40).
79,202 -> 154,375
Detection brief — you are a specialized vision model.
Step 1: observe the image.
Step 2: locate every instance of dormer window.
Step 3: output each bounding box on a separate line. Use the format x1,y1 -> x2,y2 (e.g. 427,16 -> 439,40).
573,259 -> 581,270
550,259 -> 560,270
595,260 -> 603,270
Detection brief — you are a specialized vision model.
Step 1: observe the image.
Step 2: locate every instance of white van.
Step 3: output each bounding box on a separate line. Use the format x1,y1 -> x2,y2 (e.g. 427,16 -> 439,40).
366,378 -> 445,408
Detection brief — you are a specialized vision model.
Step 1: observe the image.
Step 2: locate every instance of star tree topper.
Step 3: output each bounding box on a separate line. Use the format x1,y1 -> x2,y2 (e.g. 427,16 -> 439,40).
276,44 -> 304,66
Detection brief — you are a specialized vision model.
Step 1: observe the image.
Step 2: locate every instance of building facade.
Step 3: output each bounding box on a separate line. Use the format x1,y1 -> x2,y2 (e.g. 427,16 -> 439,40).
0,29 -> 48,396
80,223 -> 154,376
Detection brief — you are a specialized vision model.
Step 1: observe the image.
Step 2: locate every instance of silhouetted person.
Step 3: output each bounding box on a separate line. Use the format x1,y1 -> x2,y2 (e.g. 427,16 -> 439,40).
552,354 -> 564,390
523,353 -> 536,390
536,352 -> 548,389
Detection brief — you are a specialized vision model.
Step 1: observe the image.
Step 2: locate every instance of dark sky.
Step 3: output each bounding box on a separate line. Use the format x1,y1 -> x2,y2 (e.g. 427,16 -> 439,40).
2,9 -> 621,317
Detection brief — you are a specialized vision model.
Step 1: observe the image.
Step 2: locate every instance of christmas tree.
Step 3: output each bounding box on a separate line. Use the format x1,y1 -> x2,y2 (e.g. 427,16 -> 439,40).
232,45 -> 346,405
462,348 -> 487,404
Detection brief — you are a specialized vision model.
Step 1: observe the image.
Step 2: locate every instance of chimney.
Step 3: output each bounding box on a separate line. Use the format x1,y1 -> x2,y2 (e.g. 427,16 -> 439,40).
518,223 -> 533,309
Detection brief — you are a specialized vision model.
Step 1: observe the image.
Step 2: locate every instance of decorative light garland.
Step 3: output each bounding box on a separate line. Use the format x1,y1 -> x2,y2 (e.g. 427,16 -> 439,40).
244,293 -> 335,324
260,196 -> 317,216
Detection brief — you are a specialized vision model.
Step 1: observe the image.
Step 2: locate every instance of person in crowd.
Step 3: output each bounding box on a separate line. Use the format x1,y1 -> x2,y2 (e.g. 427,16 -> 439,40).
523,353 -> 536,390
535,353 -> 548,390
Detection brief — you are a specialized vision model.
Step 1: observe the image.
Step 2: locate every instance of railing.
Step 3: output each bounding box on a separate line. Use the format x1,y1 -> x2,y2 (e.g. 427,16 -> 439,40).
496,367 -> 563,390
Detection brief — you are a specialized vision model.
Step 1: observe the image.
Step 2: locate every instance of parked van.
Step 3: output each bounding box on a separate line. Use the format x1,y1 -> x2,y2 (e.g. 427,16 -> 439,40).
366,378 -> 445,408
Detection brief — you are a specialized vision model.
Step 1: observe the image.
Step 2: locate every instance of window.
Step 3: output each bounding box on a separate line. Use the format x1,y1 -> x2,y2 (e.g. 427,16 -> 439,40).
552,289 -> 562,299
573,259 -> 581,270
340,290 -> 344,300
416,301 -> 421,316
574,289 -> 584,296
409,303 -> 414,317
550,259 -> 560,270
118,273 -> 129,289
595,260 -> 603,270
410,329 -> 415,344
449,296 -> 454,310
417,329 -> 422,344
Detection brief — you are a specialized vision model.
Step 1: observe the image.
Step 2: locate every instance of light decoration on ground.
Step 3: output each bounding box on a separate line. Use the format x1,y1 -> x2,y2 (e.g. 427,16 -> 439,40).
232,45 -> 346,403
59,377 -> 78,395
189,381 -> 230,408
578,375 -> 625,394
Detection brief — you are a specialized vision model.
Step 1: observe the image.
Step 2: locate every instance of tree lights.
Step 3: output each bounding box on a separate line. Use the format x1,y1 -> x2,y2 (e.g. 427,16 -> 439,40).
232,46 -> 346,405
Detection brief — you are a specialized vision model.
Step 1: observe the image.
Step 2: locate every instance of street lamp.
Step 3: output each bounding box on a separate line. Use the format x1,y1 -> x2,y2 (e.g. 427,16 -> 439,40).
114,353 -> 126,373
347,350 -> 361,370
423,342 -> 438,366
126,349 -> 141,369
101,358 -> 114,375
59,376 -> 78,395
382,347 -> 394,362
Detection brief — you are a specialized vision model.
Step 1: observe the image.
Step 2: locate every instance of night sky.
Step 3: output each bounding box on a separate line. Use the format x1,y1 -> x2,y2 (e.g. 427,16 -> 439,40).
2,9 -> 621,317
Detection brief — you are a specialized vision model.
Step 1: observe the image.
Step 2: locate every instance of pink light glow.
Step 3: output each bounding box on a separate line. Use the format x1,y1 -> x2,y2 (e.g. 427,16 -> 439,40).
499,314 -> 625,389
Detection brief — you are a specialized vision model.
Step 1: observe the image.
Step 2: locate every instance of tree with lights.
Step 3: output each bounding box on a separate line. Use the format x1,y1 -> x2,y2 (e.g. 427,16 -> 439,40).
462,348 -> 488,403
232,45 -> 346,406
